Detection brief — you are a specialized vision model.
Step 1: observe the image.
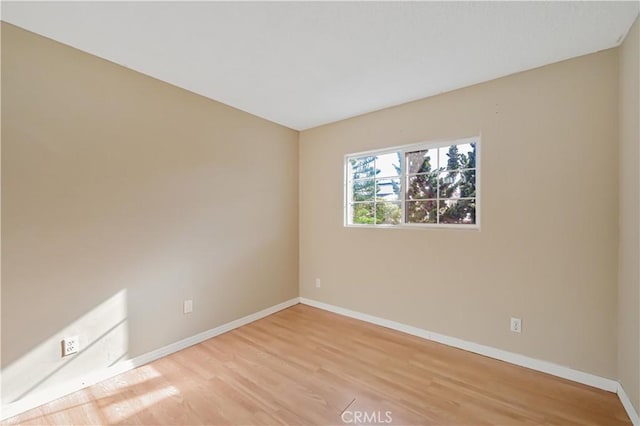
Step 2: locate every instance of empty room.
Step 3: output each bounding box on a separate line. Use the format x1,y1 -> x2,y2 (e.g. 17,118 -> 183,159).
1,1 -> 639,425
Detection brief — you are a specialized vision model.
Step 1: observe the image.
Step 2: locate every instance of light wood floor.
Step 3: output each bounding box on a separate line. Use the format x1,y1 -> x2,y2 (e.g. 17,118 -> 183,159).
3,304 -> 631,425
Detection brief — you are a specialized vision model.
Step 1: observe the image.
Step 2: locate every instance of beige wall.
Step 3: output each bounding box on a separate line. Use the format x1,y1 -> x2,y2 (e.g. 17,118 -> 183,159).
300,49 -> 620,379
618,16 -> 640,413
1,23 -> 299,405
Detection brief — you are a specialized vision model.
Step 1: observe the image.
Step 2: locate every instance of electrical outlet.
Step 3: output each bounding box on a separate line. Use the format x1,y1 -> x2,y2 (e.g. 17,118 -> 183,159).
184,299 -> 193,314
510,317 -> 522,333
61,336 -> 80,357
315,278 -> 321,288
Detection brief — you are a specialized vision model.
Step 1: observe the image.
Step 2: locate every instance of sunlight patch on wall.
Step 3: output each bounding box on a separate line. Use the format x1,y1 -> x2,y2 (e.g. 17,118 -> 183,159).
2,290 -> 128,404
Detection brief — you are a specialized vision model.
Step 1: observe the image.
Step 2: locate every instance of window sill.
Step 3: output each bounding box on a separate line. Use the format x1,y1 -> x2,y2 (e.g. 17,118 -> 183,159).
344,223 -> 480,231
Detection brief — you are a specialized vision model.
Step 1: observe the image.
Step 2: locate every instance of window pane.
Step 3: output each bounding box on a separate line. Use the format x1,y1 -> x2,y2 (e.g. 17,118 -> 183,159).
349,156 -> 376,180
406,148 -> 438,174
351,202 -> 375,224
458,142 -> 477,168
376,202 -> 401,225
375,152 -> 401,178
407,174 -> 437,200
438,199 -> 476,224
352,179 -> 375,201
439,171 -> 462,198
376,178 -> 401,201
459,169 -> 476,198
406,200 -> 437,224
438,145 -> 461,171
438,143 -> 477,171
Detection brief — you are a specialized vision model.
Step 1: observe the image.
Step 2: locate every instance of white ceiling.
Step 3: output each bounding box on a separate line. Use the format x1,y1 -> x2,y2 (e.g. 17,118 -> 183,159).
2,1 -> 638,130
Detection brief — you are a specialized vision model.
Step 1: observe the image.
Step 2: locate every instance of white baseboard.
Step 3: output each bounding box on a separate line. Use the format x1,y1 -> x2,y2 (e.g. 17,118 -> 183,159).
0,297 -> 299,421
300,298 -> 640,423
299,297 -> 619,393
618,382 -> 640,426
4,296 -> 636,424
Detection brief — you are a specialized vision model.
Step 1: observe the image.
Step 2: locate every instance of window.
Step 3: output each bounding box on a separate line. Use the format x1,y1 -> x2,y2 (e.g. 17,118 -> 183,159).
345,137 -> 479,228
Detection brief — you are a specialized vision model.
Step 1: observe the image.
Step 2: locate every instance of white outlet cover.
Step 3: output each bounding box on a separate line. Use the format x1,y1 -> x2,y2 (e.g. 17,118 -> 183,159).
184,299 -> 193,314
510,317 -> 522,333
62,336 -> 80,357
315,278 -> 321,288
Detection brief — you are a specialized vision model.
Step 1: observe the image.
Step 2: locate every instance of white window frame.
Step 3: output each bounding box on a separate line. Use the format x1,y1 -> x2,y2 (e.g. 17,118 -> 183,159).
344,136 -> 480,230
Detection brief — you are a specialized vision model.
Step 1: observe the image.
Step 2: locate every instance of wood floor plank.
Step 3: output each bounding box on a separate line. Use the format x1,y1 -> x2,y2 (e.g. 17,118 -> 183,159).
1,304 -> 631,425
